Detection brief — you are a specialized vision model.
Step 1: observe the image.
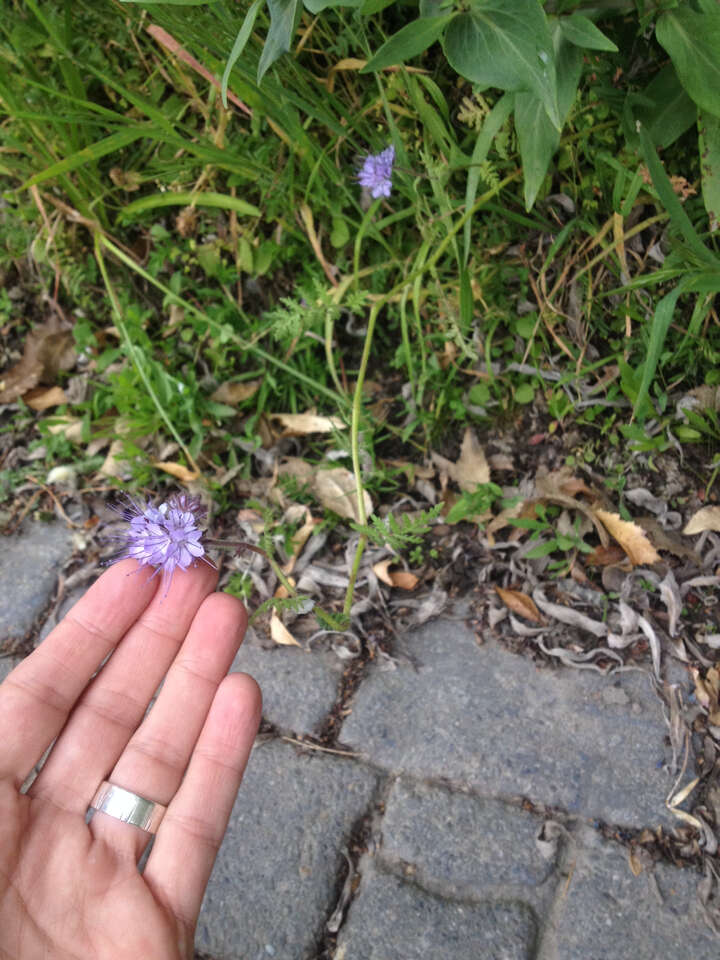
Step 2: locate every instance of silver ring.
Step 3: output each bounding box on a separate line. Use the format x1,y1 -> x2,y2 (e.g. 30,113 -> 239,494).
90,780 -> 167,834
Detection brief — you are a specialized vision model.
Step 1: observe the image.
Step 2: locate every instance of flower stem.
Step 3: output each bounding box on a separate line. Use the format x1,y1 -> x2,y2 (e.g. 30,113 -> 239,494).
207,538 -> 297,598
341,172 -> 520,619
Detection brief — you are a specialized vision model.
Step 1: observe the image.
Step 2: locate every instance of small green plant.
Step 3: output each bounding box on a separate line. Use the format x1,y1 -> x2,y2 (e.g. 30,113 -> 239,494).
352,503 -> 444,553
509,504 -> 594,576
446,483 -> 505,524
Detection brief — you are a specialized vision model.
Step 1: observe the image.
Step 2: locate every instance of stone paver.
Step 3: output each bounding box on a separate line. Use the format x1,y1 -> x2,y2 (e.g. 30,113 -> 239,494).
340,621 -> 674,828
0,656 -> 20,684
196,739 -> 378,960
539,826 -> 719,960
0,520 -> 73,653
231,640 -> 343,734
336,858 -> 538,960
379,777 -> 556,899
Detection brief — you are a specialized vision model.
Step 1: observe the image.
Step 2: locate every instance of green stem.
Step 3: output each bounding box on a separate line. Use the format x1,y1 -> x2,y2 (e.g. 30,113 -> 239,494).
342,172 -> 520,618
207,539 -> 298,598
94,235 -> 200,474
99,236 -> 343,406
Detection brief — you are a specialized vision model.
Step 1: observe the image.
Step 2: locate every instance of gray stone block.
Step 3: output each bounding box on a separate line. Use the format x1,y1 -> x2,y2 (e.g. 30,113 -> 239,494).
0,521 -> 73,652
231,642 -> 342,734
340,621 -> 673,827
543,829 -> 720,959
0,656 -> 21,684
196,739 -> 378,960
379,778 -> 555,898
336,857 -> 538,960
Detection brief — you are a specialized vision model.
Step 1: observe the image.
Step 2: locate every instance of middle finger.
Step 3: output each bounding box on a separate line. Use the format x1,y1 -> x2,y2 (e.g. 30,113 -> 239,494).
30,563 -> 217,813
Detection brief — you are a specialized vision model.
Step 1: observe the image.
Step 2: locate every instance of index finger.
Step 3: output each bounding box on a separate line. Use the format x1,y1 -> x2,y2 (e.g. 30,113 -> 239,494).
0,560 -> 158,787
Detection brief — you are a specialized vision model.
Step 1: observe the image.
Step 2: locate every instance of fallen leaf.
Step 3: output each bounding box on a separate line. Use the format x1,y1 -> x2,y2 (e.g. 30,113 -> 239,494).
593,508 -> 661,566
0,319 -> 76,402
210,379 -> 261,405
536,468 -> 609,545
277,457 -> 315,485
628,846 -> 654,877
99,439 -> 129,478
495,587 -> 544,624
270,610 -> 301,647
585,543 -> 628,567
455,427 -> 490,491
281,511 -> 319,575
269,412 -> 344,435
313,467 -> 372,522
684,506 -> 720,535
152,460 -> 200,484
24,385 -> 69,410
46,416 -> 84,443
372,559 -> 419,590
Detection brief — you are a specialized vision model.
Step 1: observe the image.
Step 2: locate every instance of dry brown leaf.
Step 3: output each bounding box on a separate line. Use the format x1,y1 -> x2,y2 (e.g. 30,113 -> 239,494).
277,457 -> 314,485
585,543 -> 629,567
495,587 -> 544,624
47,416 -> 84,443
0,320 -> 76,402
269,412 -> 344,435
636,516 -> 700,562
688,385 -> 720,411
684,506 -> 720,535
372,559 -> 419,591
535,468 -> 608,546
313,468 -> 372,522
210,379 -> 261,405
455,427 -> 490,491
270,611 -> 301,647
382,459 -> 435,481
281,512 -> 319,575
99,439 -> 129,478
593,508 -> 661,566
24,385 -> 69,410
152,460 -> 201,484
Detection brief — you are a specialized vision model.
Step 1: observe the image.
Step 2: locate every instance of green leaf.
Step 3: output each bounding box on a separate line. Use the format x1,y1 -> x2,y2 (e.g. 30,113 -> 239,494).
221,0 -> 265,107
515,92 -> 558,210
637,123 -> 716,265
120,0 -> 216,4
120,191 -> 261,222
20,127 -> 149,190
463,92 -> 514,264
699,110 -> 720,233
444,0 -> 560,129
257,0 -> 302,84
515,26 -> 581,209
362,15 -> 454,72
515,383 -> 535,404
633,65 -> 696,150
559,13 -> 618,52
656,8 -> 720,119
525,540 -> 558,559
305,0 -> 362,10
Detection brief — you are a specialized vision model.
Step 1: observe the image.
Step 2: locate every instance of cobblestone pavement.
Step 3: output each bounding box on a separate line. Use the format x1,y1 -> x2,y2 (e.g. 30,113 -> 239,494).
1,521 -> 718,959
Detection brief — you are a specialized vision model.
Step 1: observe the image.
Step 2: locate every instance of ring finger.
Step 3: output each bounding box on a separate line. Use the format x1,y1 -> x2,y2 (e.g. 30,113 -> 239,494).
88,591 -> 247,859
30,563 -> 217,813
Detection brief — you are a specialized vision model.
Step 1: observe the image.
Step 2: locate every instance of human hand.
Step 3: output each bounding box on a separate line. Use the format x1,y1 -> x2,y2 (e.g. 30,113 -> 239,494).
0,559 -> 261,960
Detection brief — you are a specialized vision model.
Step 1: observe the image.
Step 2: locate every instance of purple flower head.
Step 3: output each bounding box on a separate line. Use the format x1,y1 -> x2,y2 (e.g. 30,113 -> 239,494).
358,145 -> 395,199
106,493 -> 214,591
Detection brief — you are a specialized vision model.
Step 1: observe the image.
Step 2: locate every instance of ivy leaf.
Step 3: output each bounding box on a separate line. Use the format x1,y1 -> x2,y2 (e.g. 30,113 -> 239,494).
362,15 -> 454,72
559,13 -> 618,52
257,0 -> 302,84
444,0 -> 560,129
656,7 -> 720,119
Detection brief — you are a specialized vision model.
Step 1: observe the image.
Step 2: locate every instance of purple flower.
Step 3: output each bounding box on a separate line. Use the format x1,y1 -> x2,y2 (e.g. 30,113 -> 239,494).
358,145 -> 395,199
107,493 -> 214,590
